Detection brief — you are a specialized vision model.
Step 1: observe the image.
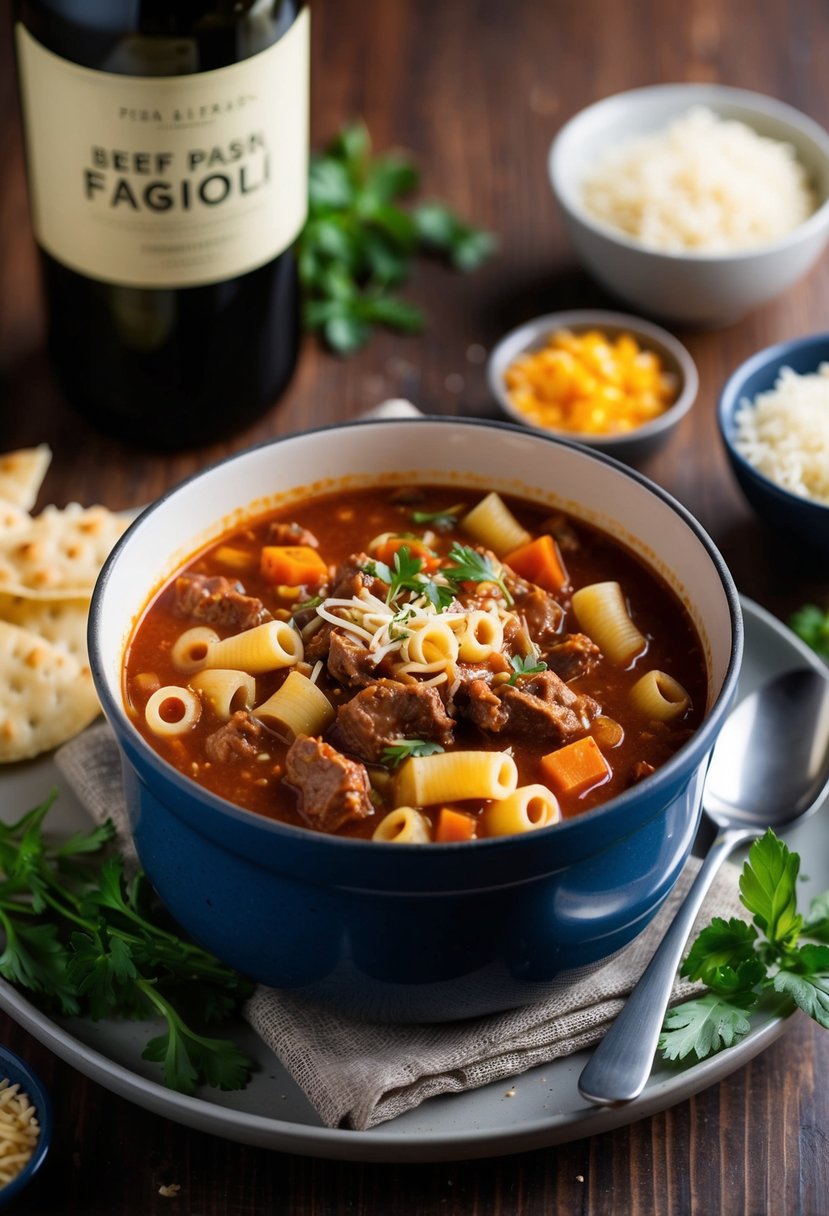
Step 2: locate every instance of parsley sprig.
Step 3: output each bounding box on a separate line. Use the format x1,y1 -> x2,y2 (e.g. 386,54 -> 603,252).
659,830 -> 829,1063
0,792 -> 254,1095
507,654 -> 548,685
445,544 -> 514,607
299,122 -> 496,353
380,739 -> 445,768
364,547 -> 455,611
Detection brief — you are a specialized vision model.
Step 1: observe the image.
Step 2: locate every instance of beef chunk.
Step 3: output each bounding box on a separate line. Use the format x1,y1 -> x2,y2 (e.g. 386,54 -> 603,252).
543,632 -> 602,682
174,572 -> 271,632
333,679 -> 455,763
629,760 -> 656,785
205,711 -> 271,763
513,585 -> 564,648
284,734 -> 373,832
331,553 -> 391,601
327,630 -> 384,689
267,520 -> 319,548
459,669 -> 598,744
303,621 -> 333,664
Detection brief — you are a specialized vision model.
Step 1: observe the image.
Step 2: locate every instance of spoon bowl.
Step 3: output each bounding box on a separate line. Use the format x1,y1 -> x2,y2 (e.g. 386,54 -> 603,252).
578,666 -> 829,1106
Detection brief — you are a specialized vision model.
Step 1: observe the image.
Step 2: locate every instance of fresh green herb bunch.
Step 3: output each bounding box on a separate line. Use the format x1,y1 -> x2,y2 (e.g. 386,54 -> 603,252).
659,829 -> 829,1062
0,792 -> 254,1095
299,121 -> 496,353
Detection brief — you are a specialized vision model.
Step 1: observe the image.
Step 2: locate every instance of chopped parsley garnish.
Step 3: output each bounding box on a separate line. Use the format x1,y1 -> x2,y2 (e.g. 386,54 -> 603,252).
380,739 -> 445,768
364,546 -> 455,609
444,543 -> 514,606
506,653 -> 548,684
658,829 -> 829,1064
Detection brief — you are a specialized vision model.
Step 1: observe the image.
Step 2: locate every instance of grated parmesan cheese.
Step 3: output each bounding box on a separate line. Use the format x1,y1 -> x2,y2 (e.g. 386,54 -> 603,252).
733,363 -> 829,505
581,106 -> 816,253
0,1078 -> 39,1189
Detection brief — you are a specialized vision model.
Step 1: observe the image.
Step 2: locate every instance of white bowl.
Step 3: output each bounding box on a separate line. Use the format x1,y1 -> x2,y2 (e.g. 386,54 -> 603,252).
487,309 -> 698,462
549,84 -> 829,326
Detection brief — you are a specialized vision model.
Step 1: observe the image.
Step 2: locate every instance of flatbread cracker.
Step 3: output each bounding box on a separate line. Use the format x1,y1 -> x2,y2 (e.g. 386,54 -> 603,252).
0,503 -> 127,598
0,445 -> 51,511
0,594 -> 91,666
0,619 -> 100,761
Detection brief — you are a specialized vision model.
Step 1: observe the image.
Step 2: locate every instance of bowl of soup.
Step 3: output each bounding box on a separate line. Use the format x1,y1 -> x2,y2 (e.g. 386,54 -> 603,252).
89,417 -> 742,1022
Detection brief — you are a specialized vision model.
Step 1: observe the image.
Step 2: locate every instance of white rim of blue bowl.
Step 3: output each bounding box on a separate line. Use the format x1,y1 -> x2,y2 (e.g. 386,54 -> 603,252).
718,332 -> 829,515
549,83 -> 829,263
486,309 -> 698,448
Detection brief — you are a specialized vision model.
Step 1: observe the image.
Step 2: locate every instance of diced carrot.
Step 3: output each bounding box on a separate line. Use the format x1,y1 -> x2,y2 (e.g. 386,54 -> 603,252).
540,736 -> 610,797
434,806 -> 477,842
260,545 -> 328,587
503,534 -> 569,594
374,536 -> 441,573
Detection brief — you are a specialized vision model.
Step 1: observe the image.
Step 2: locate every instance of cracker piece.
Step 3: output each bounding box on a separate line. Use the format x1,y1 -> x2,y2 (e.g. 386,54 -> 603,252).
0,594 -> 91,666
0,500 -> 32,536
0,619 -> 100,761
0,503 -> 127,598
0,445 -> 52,510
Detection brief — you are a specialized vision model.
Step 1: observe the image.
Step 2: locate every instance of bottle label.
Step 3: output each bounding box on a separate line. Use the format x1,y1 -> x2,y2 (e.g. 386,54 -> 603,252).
15,12 -> 309,288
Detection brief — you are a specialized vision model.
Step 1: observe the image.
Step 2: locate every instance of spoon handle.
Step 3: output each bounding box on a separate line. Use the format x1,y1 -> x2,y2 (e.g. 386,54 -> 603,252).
578,826 -> 755,1106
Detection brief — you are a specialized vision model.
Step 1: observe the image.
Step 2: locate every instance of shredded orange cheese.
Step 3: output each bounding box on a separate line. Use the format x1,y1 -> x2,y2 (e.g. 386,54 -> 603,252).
503,328 -> 678,436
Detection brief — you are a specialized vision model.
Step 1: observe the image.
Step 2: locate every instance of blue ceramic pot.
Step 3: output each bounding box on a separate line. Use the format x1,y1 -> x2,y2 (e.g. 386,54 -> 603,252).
90,418 -> 742,1022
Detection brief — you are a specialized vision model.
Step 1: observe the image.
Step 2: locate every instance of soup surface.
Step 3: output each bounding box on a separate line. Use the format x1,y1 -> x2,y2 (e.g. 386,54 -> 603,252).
124,485 -> 706,841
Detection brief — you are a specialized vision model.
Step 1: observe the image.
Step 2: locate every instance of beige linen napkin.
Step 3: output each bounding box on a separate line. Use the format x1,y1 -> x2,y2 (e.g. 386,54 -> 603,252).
55,722 -> 746,1131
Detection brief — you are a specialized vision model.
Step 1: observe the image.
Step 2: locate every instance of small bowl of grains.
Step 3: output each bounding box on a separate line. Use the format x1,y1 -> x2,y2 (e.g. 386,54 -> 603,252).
0,1046 -> 51,1206
549,84 -> 829,326
487,309 -> 698,462
718,332 -> 829,554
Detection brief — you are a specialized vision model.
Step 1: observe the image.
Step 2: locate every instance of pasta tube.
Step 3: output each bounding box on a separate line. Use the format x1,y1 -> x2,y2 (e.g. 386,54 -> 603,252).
144,685 -> 201,737
203,619 -> 304,674
481,784 -> 561,837
461,492 -> 532,556
190,669 -> 256,720
456,610 -> 504,662
372,807 -> 432,843
254,670 -> 335,739
394,749 -> 518,807
571,581 -> 646,666
170,626 -> 220,674
630,670 -> 691,722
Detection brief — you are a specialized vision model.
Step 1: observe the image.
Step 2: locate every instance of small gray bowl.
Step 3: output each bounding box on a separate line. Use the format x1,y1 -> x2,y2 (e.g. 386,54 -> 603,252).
487,309 -> 698,462
718,331 -> 829,555
549,84 -> 829,327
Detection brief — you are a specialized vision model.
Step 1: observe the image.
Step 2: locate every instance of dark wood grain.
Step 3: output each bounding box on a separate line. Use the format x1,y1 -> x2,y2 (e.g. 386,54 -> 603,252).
2,0 -> 829,1212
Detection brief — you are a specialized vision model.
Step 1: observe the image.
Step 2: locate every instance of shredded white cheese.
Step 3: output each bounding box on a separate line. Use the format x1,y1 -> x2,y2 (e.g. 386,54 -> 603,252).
733,362 -> 829,505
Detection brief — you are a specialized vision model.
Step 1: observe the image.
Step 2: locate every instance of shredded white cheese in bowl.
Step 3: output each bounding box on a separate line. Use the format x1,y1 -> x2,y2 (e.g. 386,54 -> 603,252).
733,363 -> 829,506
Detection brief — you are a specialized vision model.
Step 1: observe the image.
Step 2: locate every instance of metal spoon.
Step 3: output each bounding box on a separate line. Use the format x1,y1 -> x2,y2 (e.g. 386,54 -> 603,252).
578,666 -> 829,1106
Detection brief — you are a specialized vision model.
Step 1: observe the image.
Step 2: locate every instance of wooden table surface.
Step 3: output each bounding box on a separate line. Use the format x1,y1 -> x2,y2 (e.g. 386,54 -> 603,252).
2,0 -> 829,1211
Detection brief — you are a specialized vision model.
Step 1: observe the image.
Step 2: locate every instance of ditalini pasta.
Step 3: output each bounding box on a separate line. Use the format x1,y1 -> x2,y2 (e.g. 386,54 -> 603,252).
630,670 -> 691,721
571,581 -> 647,666
481,784 -> 561,836
254,669 -> 335,739
372,806 -> 432,843
394,750 -> 518,807
144,686 -> 201,736
125,482 -> 707,839
461,491 -> 532,556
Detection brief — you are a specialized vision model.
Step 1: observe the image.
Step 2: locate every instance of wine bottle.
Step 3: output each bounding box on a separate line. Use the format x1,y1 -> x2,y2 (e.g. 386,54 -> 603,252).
13,1 -> 309,449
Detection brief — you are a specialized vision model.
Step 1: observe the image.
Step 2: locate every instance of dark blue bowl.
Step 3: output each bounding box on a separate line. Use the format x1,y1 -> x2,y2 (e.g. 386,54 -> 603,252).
89,418 -> 742,1022
0,1046 -> 52,1208
718,333 -> 829,555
